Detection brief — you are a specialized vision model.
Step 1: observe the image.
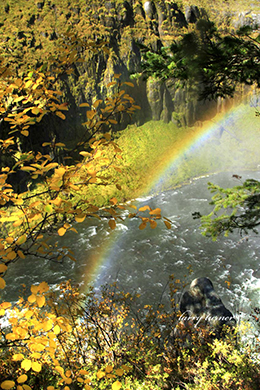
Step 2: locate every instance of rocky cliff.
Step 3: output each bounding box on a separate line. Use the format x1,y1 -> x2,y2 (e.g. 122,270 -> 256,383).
0,0 -> 259,140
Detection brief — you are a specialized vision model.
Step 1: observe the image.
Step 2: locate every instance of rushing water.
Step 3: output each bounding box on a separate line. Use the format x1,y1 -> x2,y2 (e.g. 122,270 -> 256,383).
2,170 -> 260,322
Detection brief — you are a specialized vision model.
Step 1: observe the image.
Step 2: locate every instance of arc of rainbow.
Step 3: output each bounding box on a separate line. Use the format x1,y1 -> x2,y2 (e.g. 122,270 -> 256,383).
83,101 -> 255,287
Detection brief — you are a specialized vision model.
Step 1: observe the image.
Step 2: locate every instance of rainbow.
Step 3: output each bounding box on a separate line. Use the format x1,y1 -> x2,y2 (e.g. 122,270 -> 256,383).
143,102 -> 255,196
83,99 -> 257,287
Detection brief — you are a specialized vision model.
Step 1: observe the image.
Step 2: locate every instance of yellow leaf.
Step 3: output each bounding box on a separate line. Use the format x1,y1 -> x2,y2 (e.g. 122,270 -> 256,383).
47,387 -> 55,390
149,208 -> 161,216
107,81 -> 117,87
6,251 -> 16,260
0,309 -> 5,316
150,220 -> 157,229
0,264 -> 7,273
93,99 -> 102,108
164,220 -> 171,229
28,294 -> 36,303
53,325 -> 61,335
20,166 -> 36,172
36,295 -> 45,308
38,281 -> 49,292
32,361 -> 42,372
17,374 -> 28,384
79,102 -> 90,107
25,80 -> 33,89
112,380 -> 122,390
97,371 -> 105,379
89,177 -> 97,183
139,222 -> 147,230
78,369 -> 88,375
69,227 -> 78,234
12,354 -> 24,361
79,151 -> 91,157
109,197 -> 117,205
0,278 -> 6,289
55,366 -> 64,376
13,220 -> 23,227
55,142 -> 65,147
31,107 -> 40,115
22,386 -> 31,390
0,302 -> 11,309
124,81 -> 134,87
109,219 -> 116,230
139,205 -> 151,212
21,130 -> 29,137
21,359 -> 32,371
115,368 -> 124,376
5,237 -> 14,244
58,227 -> 66,236
105,365 -> 113,373
31,285 -> 39,294
13,198 -> 23,206
6,333 -> 16,341
109,119 -> 117,124
75,215 -> 86,223
17,250 -> 26,259
50,197 -> 62,206
0,381 -> 15,390
56,111 -> 66,120
16,234 -> 27,245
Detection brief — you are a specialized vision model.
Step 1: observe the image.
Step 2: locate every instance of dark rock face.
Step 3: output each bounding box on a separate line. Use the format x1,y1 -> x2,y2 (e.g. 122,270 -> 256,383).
178,277 -> 236,338
58,0 -> 258,137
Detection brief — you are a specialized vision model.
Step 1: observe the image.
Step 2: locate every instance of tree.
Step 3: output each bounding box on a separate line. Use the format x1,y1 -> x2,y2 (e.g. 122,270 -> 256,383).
192,178 -> 260,239
0,34 -> 172,290
139,17 -> 260,239
139,20 -> 260,100
0,27 -> 175,389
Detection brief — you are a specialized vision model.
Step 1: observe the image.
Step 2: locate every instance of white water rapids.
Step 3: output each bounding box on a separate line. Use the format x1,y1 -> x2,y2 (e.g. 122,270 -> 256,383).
2,171 -> 260,331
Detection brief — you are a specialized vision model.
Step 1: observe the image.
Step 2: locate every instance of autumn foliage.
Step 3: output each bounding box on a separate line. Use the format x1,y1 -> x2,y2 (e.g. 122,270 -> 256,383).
0,28 -> 176,389
0,23 -> 259,390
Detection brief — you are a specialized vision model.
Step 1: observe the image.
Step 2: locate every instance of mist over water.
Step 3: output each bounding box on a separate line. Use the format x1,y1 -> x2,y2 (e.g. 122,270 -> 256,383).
2,100 -> 260,327
3,171 -> 260,324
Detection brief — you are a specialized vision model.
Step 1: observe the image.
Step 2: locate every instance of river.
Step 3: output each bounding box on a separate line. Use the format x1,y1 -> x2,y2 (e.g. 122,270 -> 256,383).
2,170 -> 260,325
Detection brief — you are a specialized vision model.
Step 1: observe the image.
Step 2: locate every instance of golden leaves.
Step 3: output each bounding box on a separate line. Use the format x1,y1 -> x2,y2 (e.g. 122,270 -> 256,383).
149,207 -> 161,216
164,220 -> 172,229
21,359 -> 32,371
109,219 -> 116,230
0,278 -> 6,289
17,375 -> 27,384
0,264 -> 7,273
112,380 -> 122,390
31,361 -> 42,372
55,111 -> 66,120
58,227 -> 66,237
53,325 -> 61,335
36,295 -> 45,308
16,234 -> 27,246
12,354 -> 24,361
0,381 -> 15,390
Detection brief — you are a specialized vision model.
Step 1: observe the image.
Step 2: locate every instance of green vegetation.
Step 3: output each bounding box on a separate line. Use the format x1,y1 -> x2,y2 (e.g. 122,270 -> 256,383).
1,1 -> 260,389
140,22 -> 260,100
1,279 -> 260,390
138,5 -> 260,241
